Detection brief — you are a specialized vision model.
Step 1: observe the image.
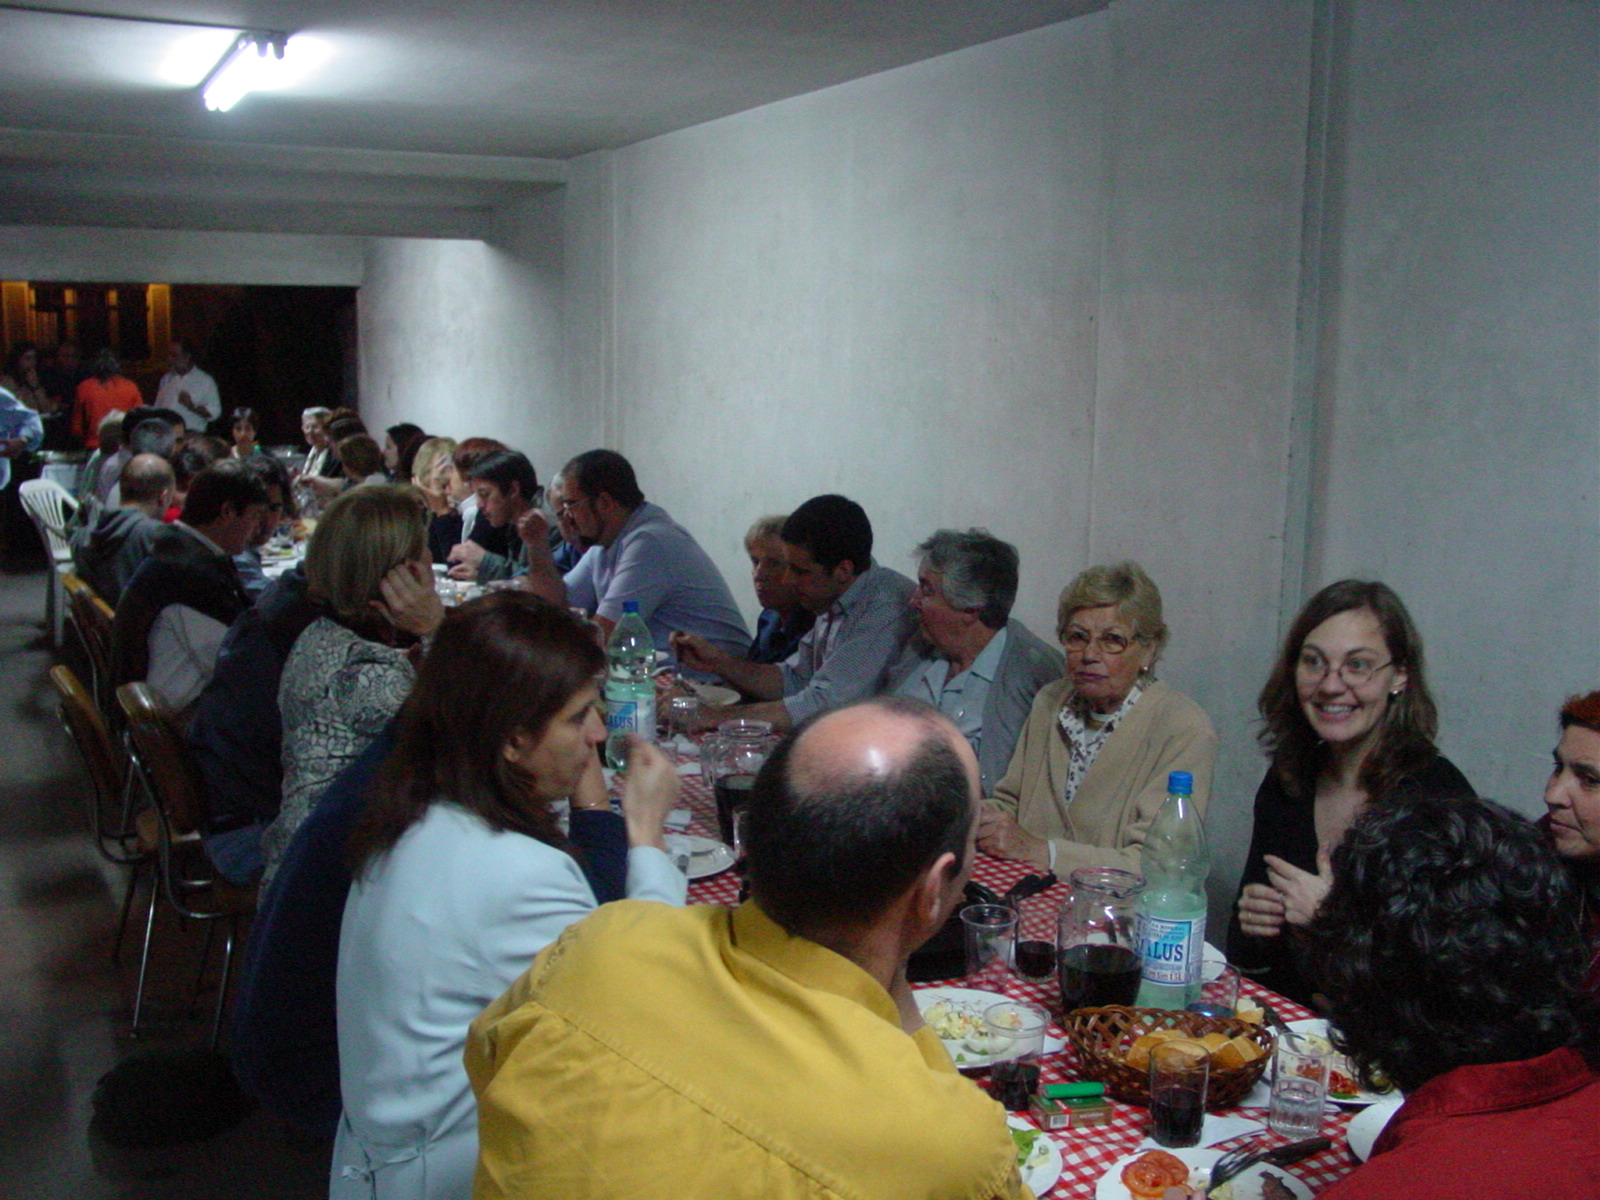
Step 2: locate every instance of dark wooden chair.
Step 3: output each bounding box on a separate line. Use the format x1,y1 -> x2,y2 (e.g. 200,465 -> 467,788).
116,682 -> 258,1047
50,664 -> 151,965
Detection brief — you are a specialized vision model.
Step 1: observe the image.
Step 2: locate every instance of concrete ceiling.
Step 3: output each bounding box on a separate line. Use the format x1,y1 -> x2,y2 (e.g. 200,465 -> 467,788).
0,0 -> 1105,239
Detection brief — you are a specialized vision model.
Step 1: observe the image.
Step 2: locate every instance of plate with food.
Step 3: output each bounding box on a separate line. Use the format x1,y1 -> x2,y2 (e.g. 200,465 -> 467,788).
661,833 -> 735,880
1284,1019 -> 1393,1106
915,986 -> 1011,1069
1096,1147 -> 1311,1200
1007,1117 -> 1061,1195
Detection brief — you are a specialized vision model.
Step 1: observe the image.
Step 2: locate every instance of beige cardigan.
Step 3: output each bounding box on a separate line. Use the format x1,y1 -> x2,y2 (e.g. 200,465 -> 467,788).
988,678 -> 1218,877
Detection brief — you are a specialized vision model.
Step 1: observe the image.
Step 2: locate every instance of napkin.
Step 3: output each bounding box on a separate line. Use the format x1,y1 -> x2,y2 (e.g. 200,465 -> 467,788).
1134,1113 -> 1264,1152
664,809 -> 693,830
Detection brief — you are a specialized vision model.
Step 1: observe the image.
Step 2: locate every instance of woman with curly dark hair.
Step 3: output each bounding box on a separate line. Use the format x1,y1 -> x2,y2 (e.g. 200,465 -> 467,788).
1305,796 -> 1600,1199
1229,580 -> 1473,1005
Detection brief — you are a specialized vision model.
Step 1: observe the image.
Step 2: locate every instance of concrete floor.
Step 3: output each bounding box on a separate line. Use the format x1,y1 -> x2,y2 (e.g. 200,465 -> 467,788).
0,564 -> 327,1199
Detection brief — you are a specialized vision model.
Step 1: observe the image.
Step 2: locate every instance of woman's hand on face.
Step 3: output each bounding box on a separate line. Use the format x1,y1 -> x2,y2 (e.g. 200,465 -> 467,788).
374,559 -> 444,638
1264,850 -> 1333,928
619,737 -> 679,849
976,807 -> 1051,870
1236,882 -> 1288,939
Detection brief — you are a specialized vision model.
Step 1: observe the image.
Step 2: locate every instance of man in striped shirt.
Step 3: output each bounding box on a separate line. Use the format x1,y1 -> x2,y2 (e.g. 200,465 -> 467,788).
673,493 -> 915,731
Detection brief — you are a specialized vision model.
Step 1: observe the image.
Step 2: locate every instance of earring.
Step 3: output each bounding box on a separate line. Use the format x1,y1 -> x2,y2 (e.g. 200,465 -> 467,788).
1388,689 -> 1402,699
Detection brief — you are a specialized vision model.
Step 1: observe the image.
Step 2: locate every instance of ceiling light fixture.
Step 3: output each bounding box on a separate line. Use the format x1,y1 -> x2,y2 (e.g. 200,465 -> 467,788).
200,30 -> 291,113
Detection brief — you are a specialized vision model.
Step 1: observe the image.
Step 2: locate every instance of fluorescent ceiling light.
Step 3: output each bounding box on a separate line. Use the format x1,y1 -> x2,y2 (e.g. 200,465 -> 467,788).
159,29 -> 241,88
201,30 -> 303,113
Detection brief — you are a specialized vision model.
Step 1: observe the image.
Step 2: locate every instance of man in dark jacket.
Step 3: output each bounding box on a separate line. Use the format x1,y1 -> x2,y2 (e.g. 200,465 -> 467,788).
72,452 -> 173,605
111,461 -> 268,717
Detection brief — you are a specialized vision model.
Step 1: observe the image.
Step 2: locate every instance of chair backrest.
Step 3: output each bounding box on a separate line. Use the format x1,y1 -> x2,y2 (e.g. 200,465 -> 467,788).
50,665 -> 138,859
19,477 -> 80,558
116,682 -> 209,838
63,574 -> 115,709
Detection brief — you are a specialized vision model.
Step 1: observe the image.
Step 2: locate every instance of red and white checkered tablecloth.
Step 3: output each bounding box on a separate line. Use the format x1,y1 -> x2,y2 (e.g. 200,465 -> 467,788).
673,760 -> 1359,1198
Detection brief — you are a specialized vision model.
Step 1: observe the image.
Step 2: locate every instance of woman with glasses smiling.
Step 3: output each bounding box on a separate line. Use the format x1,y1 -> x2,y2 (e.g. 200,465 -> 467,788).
1231,579 -> 1474,1006
977,561 -> 1218,878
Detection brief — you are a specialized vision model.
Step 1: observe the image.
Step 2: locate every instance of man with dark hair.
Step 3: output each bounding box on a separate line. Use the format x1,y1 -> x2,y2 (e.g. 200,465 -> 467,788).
72,453 -> 175,605
154,336 -> 221,433
466,698 -> 1026,1200
673,493 -> 916,730
447,449 -> 542,583
887,529 -> 1063,794
1305,796 -> 1600,1200
528,448 -> 747,658
111,461 -> 270,716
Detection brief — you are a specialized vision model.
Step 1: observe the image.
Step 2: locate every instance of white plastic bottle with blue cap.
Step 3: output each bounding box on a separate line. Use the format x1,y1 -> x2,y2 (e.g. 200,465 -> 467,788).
603,601 -> 656,769
1134,770 -> 1211,1009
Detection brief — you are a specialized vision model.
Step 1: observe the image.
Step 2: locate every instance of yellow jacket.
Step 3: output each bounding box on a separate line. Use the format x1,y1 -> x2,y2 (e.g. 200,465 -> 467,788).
466,901 -> 1030,1200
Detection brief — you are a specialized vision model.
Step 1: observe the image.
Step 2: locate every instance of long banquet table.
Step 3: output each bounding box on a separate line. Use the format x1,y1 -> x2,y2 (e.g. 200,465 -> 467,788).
670,754 -> 1359,1198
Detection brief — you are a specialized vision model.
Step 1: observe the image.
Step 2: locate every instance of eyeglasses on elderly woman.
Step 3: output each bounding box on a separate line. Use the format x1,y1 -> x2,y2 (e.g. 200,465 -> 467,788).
1062,628 -> 1146,657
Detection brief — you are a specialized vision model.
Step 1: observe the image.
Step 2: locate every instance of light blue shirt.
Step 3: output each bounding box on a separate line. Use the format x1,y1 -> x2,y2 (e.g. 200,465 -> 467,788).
0,386 -> 44,491
893,625 -> 1009,761
564,501 -> 749,659
779,563 -> 916,723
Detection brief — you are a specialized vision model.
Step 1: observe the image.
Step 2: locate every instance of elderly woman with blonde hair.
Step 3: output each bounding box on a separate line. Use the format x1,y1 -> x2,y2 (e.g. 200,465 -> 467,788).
978,561 -> 1218,876
260,485 -> 443,882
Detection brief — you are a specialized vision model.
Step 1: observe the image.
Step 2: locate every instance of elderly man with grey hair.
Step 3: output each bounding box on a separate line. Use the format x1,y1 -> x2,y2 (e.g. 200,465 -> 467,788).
887,529 -> 1062,794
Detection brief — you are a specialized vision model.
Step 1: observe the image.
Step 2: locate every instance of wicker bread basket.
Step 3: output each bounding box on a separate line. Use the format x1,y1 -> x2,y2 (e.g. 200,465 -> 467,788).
1061,1005 -> 1274,1109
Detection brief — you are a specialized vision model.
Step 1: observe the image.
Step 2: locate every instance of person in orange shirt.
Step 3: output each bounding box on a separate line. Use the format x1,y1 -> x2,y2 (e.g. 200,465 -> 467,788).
73,349 -> 142,448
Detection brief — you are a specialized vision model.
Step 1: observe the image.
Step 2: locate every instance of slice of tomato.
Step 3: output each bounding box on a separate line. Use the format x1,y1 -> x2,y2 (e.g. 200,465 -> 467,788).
1121,1149 -> 1190,1198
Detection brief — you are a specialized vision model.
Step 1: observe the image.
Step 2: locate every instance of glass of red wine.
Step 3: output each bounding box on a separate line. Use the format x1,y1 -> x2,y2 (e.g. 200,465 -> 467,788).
1149,1040 -> 1210,1147
983,1000 -> 1050,1110
1056,868 -> 1145,1013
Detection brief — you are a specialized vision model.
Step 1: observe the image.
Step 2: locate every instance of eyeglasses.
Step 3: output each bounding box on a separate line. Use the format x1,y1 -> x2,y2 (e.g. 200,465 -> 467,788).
556,494 -> 590,513
1063,629 -> 1140,656
1295,650 -> 1394,687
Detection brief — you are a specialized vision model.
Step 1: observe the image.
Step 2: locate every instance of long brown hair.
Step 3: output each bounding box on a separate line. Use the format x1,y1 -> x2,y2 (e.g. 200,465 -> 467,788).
1258,579 -> 1440,801
347,592 -> 606,876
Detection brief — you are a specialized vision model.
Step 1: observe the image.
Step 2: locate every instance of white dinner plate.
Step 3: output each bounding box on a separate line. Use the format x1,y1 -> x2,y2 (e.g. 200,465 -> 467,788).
692,683 -> 740,707
662,833 -> 734,880
1095,1147 -> 1312,1200
1344,1092 -> 1403,1161
914,986 -> 1011,1070
1007,1116 -> 1061,1196
1285,1019 -> 1393,1106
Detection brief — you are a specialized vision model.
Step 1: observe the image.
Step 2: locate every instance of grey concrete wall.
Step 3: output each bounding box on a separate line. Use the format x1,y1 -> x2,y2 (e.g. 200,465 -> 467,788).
562,2 -> 1320,935
0,224 -> 365,284
1308,0 -> 1600,814
355,189 -> 579,457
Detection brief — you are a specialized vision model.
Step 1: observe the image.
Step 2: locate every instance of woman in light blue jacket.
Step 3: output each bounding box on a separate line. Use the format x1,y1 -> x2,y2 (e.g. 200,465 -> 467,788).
331,593 -> 686,1200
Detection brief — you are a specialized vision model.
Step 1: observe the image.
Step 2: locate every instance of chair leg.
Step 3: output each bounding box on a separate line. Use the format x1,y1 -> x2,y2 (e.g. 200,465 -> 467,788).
210,919 -> 239,1051
111,860 -> 143,965
191,921 -> 219,1015
130,874 -> 159,1036
45,567 -> 62,647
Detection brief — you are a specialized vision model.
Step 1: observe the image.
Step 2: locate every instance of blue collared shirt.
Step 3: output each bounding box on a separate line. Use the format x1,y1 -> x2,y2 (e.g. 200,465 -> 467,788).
779,563 -> 916,723
0,386 -> 44,491
564,502 -> 749,659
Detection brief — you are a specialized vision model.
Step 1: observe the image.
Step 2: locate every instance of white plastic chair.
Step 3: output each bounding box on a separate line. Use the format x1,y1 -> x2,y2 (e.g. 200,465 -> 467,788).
19,477 -> 80,646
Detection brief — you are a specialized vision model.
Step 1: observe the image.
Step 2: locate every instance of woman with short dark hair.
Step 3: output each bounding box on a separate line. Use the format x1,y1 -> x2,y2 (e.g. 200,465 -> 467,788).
330,593 -> 685,1200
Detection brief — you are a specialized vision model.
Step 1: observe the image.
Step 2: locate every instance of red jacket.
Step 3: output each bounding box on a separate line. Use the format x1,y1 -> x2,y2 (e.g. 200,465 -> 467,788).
1319,1046 -> 1600,1200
